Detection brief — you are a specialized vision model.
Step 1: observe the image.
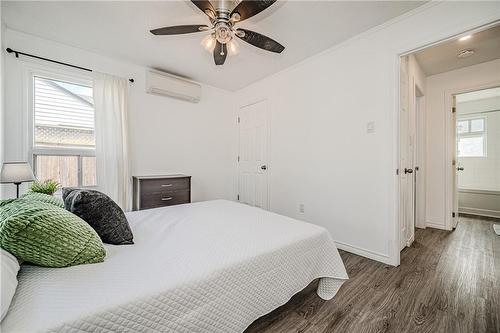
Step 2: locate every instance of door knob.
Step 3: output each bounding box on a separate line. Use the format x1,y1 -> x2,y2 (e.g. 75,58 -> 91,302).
457,167 -> 464,171
404,168 -> 413,174
261,165 -> 267,170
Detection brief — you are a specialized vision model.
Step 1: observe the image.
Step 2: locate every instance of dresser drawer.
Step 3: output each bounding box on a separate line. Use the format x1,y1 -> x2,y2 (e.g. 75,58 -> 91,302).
140,177 -> 189,193
140,190 -> 190,209
133,175 -> 191,211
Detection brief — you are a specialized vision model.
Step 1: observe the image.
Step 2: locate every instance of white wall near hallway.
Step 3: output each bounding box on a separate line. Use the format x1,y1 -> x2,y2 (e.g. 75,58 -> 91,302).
1,28 -> 235,203
235,2 -> 500,265
425,59 -> 500,229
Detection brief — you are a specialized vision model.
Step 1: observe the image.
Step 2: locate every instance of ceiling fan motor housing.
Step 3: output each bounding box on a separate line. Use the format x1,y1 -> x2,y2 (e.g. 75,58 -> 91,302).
215,21 -> 232,44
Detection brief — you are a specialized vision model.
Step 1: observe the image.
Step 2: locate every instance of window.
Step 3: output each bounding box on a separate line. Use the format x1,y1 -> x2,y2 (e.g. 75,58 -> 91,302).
457,117 -> 486,157
32,75 -> 96,188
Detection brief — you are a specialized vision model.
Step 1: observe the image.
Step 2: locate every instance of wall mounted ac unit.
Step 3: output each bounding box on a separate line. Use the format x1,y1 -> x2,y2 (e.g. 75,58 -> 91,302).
146,70 -> 201,103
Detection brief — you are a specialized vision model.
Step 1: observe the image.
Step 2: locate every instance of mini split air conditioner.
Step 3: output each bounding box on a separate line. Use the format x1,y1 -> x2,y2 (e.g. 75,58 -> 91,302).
146,70 -> 201,103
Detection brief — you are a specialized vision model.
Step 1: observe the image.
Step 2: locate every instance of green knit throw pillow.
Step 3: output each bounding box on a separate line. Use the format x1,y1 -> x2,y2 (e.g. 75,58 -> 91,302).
0,199 -> 106,267
21,192 -> 64,208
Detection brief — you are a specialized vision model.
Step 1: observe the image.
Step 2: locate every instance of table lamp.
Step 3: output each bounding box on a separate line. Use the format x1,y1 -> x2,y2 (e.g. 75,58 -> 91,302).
0,162 -> 36,198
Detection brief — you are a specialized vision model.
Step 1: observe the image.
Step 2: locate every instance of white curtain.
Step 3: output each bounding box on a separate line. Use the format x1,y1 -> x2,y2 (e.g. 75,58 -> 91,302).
93,72 -> 131,211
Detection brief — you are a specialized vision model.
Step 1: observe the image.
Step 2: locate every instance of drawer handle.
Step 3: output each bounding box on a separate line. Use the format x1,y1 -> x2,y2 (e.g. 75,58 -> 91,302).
161,184 -> 173,187
161,197 -> 173,201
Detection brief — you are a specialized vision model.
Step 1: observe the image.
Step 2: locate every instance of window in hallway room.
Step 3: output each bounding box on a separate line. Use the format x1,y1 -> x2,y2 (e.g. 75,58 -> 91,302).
457,117 -> 486,157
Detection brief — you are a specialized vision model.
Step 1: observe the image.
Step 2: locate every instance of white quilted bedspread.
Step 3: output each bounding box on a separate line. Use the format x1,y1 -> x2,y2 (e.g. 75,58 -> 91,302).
2,200 -> 348,333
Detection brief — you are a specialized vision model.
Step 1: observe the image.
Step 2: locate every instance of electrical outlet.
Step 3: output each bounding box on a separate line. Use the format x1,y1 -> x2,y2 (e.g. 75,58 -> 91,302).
299,204 -> 305,213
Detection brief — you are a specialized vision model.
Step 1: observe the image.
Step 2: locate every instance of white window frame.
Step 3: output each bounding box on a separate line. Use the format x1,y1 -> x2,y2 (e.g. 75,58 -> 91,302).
27,66 -> 96,187
457,116 -> 487,158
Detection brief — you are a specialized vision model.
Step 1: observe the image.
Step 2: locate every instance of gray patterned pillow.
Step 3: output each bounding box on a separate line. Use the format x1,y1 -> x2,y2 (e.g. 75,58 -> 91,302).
63,188 -> 134,245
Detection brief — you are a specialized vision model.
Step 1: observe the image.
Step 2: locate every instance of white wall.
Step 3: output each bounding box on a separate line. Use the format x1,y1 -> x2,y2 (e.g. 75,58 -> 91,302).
2,28 -> 235,202
425,59 -> 500,229
235,2 -> 500,265
459,190 -> 500,218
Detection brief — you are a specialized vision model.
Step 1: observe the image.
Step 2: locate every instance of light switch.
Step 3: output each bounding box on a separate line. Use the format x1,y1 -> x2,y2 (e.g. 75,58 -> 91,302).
367,121 -> 375,133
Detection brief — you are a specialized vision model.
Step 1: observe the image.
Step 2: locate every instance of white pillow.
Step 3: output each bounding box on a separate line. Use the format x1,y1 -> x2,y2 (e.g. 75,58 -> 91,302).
1,248 -> 20,321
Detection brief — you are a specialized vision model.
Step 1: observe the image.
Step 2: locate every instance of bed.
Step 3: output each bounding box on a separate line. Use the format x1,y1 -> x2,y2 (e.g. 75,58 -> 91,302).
1,200 -> 348,333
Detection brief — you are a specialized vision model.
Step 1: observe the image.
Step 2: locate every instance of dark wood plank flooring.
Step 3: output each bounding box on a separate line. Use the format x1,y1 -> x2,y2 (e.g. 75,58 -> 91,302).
245,216 -> 500,333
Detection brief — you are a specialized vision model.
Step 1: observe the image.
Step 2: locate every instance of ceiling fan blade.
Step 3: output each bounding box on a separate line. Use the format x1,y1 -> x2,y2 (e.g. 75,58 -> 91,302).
231,0 -> 276,22
191,0 -> 216,19
214,41 -> 227,65
236,29 -> 285,53
150,25 -> 209,35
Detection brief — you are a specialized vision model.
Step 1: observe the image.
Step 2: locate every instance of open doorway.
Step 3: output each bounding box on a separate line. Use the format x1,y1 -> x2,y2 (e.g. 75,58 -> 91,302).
454,86 -> 500,220
399,21 -> 500,253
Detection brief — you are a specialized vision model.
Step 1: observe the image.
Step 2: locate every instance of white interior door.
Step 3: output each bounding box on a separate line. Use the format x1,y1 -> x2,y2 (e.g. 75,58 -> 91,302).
238,100 -> 269,210
399,57 -> 416,250
452,95 -> 459,228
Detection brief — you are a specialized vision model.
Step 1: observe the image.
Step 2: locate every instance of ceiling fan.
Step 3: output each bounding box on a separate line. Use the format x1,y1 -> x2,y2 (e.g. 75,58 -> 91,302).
150,0 -> 285,65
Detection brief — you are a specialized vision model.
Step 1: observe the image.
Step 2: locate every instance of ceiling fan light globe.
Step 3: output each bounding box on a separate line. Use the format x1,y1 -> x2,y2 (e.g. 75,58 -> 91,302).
228,39 -> 239,56
201,34 -> 216,52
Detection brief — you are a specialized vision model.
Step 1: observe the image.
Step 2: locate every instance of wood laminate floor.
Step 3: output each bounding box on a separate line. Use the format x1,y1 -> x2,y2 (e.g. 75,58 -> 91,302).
245,216 -> 500,333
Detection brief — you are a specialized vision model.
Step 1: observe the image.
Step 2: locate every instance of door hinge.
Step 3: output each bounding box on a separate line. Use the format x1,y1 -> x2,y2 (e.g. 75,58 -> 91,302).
452,107 -> 456,113
237,194 -> 240,201
452,212 -> 456,218
396,169 -> 399,175
237,116 -> 240,123
237,155 -> 240,162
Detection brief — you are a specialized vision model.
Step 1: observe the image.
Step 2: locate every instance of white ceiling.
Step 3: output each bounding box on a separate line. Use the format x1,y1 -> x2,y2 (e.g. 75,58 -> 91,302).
2,1 -> 425,91
414,24 -> 500,76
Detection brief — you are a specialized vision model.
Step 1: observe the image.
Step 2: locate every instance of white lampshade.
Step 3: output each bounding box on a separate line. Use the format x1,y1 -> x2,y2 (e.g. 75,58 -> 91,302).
0,162 -> 36,184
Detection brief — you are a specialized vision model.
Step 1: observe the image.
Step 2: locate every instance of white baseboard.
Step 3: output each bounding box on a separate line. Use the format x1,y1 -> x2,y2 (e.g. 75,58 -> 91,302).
459,207 -> 500,219
334,240 -> 394,266
406,234 -> 415,247
425,221 -> 448,230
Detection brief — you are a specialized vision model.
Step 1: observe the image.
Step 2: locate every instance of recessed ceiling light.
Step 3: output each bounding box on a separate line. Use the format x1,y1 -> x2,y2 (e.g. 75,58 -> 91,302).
459,35 -> 472,41
457,49 -> 475,58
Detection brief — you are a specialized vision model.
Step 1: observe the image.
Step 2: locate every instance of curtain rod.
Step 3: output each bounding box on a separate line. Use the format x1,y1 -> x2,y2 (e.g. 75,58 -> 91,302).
6,48 -> 134,83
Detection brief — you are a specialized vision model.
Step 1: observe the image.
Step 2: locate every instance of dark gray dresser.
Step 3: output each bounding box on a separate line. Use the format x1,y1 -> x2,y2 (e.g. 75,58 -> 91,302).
132,174 -> 191,211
